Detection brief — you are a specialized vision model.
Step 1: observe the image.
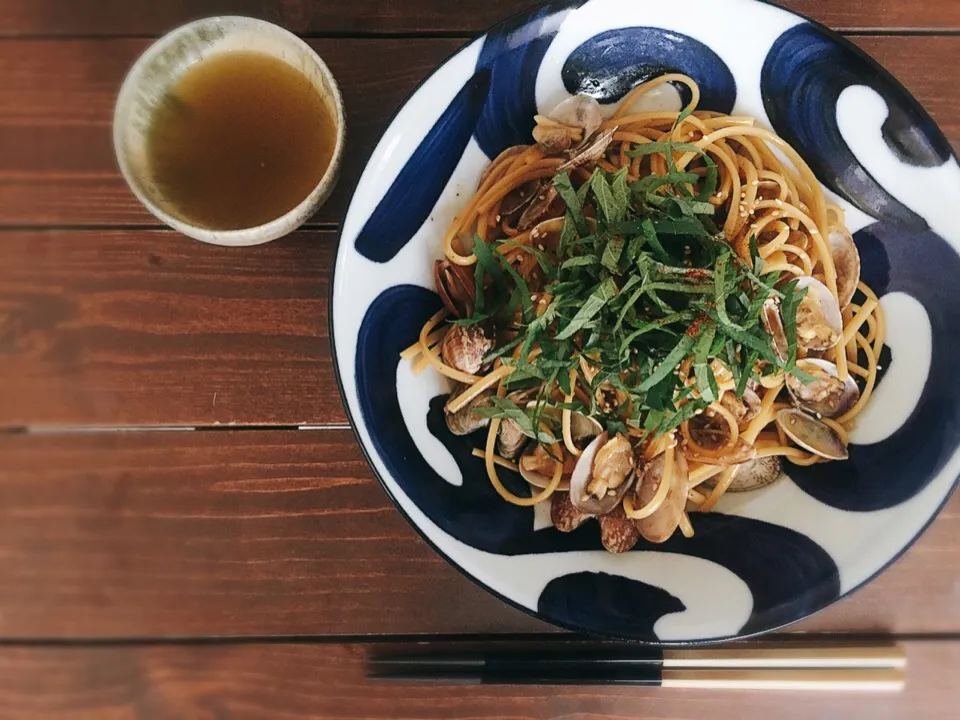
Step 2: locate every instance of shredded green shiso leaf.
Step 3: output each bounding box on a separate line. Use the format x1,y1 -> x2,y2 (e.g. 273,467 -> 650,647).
461,151 -> 805,440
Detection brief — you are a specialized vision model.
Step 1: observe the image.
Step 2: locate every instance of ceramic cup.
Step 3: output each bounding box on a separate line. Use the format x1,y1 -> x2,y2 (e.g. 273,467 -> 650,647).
113,16 -> 346,246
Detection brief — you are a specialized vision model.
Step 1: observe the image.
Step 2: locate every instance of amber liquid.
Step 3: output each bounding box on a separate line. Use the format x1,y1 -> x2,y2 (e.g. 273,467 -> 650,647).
147,51 -> 336,230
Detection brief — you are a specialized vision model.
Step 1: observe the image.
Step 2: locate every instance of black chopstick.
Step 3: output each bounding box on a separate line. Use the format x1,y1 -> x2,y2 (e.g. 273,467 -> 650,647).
368,665 -> 905,690
368,643 -> 906,690
372,643 -> 905,668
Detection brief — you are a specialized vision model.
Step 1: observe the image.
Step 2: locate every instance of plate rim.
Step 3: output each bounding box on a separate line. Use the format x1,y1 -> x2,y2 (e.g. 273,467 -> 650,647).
328,0 -> 960,644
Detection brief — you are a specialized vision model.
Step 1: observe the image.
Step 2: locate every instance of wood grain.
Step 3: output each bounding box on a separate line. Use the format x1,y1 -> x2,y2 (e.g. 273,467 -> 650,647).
0,36 -> 957,228
0,37 -> 463,228
2,0 -> 959,36
0,428 -> 956,639
0,639 -> 955,719
0,230 -> 341,427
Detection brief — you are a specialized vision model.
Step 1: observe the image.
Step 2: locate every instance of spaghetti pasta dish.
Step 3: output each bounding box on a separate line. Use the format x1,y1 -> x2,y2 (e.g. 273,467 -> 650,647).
401,74 -> 883,552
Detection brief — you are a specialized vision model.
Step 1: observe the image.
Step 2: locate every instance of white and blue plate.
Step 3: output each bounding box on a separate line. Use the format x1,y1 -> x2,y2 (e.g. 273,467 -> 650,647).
330,0 -> 960,642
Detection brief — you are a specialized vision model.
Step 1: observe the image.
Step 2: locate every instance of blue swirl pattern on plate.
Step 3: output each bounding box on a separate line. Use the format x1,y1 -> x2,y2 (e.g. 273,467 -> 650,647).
474,0 -> 586,158
340,1 -> 960,642
761,24 -> 951,229
354,70 -> 491,263
354,1 -> 583,263
562,27 -> 736,111
788,222 -> 960,510
539,572 -> 684,640
355,284 -> 840,636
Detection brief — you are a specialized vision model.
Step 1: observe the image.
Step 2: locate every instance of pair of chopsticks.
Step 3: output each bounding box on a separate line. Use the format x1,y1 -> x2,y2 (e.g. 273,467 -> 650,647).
369,643 -> 906,691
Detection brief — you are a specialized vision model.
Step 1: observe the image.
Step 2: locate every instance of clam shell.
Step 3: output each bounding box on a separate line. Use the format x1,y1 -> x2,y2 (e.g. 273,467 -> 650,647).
786,358 -> 860,419
517,183 -> 560,230
568,432 -> 634,514
497,418 -> 528,460
479,145 -> 526,187
570,412 -> 603,443
728,455 -> 783,492
518,444 -> 570,492
499,178 -> 541,216
682,437 -> 756,466
761,297 -> 789,362
829,229 -> 861,311
444,384 -> 491,436
550,491 -> 592,532
794,276 -> 843,352
558,126 -> 617,172
775,408 -> 848,460
635,452 -> 689,544
440,323 -> 493,375
549,94 -> 603,140
532,121 -> 581,152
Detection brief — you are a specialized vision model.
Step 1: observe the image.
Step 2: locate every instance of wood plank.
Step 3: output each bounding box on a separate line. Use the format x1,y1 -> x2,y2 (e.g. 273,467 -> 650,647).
0,640 -> 955,719
1,0 -> 958,36
0,37 -> 463,228
0,429 -> 957,638
0,36 -> 957,228
0,229 -> 342,427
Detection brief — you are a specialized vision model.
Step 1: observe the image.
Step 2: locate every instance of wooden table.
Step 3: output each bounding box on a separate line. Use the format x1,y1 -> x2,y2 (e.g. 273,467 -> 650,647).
0,1 -> 957,717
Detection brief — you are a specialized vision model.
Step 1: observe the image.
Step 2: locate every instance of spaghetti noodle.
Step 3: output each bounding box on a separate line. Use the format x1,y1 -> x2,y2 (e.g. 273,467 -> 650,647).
402,75 -> 884,552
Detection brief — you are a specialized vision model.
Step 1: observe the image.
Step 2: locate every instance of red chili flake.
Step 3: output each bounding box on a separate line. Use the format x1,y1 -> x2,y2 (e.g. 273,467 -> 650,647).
686,313 -> 708,337
683,268 -> 712,280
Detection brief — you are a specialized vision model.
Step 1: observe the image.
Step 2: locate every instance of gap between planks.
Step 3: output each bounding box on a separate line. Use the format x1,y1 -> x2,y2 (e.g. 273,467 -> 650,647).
1,631 -> 960,648
5,424 -> 351,435
1,28 -> 960,41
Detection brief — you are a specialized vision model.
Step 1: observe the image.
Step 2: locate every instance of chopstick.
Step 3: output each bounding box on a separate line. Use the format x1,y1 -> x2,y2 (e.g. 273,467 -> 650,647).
368,643 -> 906,691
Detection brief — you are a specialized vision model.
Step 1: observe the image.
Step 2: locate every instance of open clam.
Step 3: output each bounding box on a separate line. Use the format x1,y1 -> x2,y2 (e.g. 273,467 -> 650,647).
570,411 -> 603,444
786,358 -> 859,418
500,178 -> 542,217
634,451 -> 689,543
794,277 -> 843,353
527,216 -> 565,253
829,229 -> 861,310
720,383 -> 762,425
549,94 -> 603,140
434,259 -> 475,318
518,409 -> 603,490
762,277 -> 843,358
569,432 -> 636,514
681,411 -> 757,466
775,408 -> 848,460
532,94 -> 603,153
519,442 -> 571,491
517,182 -> 560,230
